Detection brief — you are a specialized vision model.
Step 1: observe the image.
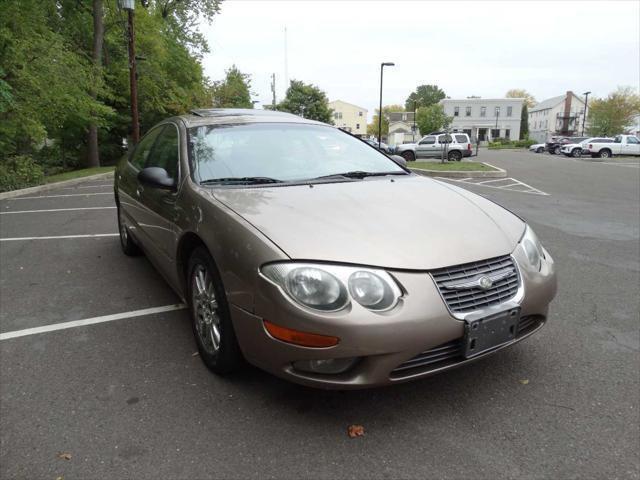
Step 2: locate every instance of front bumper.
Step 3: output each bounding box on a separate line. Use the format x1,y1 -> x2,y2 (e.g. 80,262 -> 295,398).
231,248 -> 557,389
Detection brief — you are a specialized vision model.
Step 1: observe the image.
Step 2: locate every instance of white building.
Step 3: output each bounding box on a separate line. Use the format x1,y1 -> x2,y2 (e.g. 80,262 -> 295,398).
440,98 -> 524,143
528,91 -> 587,143
328,100 -> 367,136
387,111 -> 420,146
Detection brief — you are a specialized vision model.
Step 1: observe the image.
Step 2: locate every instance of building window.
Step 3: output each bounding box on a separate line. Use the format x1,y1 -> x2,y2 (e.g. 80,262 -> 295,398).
505,129 -> 511,139
334,112 -> 342,119
545,120 -> 548,128
356,123 -> 360,130
465,106 -> 471,116
402,113 -> 407,121
454,106 -> 459,116
480,106 -> 486,117
491,129 -> 500,139
495,106 -> 500,117
507,106 -> 513,117
358,111 -> 363,117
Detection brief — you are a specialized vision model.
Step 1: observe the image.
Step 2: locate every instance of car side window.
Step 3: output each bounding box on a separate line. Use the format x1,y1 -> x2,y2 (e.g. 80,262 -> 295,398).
627,136 -> 639,144
129,128 -> 163,170
455,135 -> 467,143
614,136 -> 622,143
419,136 -> 435,145
438,134 -> 452,143
147,125 -> 180,180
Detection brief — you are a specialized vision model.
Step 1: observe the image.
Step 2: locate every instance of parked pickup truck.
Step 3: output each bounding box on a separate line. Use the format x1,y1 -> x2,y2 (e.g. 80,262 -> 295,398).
560,137 -> 613,158
584,134 -> 640,158
396,133 -> 472,162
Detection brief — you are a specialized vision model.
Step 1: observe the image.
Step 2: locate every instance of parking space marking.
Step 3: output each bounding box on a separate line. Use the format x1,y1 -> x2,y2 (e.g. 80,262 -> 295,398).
439,176 -> 550,196
0,304 -> 187,341
4,192 -> 113,200
0,206 -> 116,215
61,184 -> 113,190
0,233 -> 118,242
599,162 -> 640,168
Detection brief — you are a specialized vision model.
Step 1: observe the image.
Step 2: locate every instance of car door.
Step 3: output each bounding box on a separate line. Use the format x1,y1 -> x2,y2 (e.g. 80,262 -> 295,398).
415,135 -> 436,158
117,126 -> 164,247
437,134 -> 453,159
136,123 -> 182,273
623,136 -> 640,155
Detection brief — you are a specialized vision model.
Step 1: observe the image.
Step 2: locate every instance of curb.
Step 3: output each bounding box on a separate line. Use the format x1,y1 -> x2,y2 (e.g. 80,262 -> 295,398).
0,172 -> 114,200
410,162 -> 506,178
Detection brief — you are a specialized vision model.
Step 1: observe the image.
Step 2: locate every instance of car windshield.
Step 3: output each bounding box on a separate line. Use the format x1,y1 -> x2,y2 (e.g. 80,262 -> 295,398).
188,123 -> 405,184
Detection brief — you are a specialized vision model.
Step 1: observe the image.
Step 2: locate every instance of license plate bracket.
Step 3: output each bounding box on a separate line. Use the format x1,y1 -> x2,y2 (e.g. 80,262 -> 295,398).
463,308 -> 520,359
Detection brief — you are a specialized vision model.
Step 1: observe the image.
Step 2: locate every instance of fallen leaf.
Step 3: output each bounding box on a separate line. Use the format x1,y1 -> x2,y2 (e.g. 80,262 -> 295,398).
191,351 -> 199,357
347,424 -> 365,438
56,476 -> 64,480
57,452 -> 72,460
519,379 -> 530,385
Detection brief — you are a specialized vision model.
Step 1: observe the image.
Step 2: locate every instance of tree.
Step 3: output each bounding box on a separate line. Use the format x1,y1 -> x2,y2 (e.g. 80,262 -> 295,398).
87,0 -> 105,168
277,80 -> 333,123
506,89 -> 536,108
211,65 -> 253,108
587,86 -> 640,136
520,104 -> 529,139
415,105 -> 452,137
366,104 -> 404,137
405,85 -> 446,110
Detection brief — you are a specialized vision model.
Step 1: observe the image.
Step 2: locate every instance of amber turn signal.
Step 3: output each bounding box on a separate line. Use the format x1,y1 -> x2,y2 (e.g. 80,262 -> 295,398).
263,320 -> 339,348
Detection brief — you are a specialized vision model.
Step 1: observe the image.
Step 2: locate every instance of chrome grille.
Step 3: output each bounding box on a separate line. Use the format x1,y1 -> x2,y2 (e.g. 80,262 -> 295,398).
431,255 -> 520,313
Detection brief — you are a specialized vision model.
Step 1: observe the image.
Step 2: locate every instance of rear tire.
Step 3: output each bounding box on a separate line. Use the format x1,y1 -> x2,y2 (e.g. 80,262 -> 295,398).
117,202 -> 141,256
598,149 -> 611,159
187,247 -> 243,375
401,150 -> 415,162
448,150 -> 462,162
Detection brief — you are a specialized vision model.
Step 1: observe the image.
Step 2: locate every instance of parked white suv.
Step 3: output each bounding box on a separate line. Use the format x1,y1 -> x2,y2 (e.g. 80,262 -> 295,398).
561,137 -> 613,158
584,134 -> 640,158
396,133 -> 472,161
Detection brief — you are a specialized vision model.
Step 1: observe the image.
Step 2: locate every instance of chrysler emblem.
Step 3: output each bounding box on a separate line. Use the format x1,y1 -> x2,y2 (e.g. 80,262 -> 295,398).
478,276 -> 493,290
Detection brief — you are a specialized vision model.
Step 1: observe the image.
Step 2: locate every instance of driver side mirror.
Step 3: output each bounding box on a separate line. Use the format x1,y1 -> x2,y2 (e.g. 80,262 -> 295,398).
138,167 -> 176,190
390,155 -> 407,167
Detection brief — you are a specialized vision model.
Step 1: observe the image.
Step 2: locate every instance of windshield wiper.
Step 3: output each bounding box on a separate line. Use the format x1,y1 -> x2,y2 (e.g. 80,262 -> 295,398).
200,176 -> 283,185
313,171 -> 409,180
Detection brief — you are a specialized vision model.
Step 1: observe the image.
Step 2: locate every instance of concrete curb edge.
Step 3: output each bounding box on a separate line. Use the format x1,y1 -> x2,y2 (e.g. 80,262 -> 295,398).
0,172 -> 114,200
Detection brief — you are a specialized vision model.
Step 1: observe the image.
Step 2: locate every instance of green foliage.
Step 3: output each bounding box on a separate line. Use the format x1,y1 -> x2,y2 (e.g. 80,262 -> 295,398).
367,104 -> 405,136
277,80 -> 333,123
587,86 -> 640,136
405,85 -> 446,110
520,104 -> 529,139
506,89 -> 536,108
212,65 -> 253,108
488,139 -> 535,149
0,155 -> 44,192
415,105 -> 452,136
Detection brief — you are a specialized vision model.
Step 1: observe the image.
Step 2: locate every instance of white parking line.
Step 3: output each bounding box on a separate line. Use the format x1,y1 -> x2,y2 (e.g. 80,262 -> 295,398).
0,304 -> 187,341
61,184 -> 113,190
0,207 -> 116,215
0,233 -> 118,242
4,193 -> 113,200
439,176 -> 550,196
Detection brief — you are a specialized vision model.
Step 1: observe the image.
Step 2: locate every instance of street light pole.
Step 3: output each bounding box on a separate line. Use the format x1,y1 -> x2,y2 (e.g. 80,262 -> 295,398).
378,62 -> 395,148
582,91 -> 591,136
413,100 -> 417,142
120,0 -> 139,144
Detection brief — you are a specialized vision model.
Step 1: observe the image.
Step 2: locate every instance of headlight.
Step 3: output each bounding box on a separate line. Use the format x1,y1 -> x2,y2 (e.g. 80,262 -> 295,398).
521,225 -> 545,270
261,263 -> 402,312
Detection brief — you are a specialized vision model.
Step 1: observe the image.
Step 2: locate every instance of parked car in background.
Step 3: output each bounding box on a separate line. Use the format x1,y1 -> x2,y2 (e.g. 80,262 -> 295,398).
561,137 -> 613,158
363,138 -> 391,154
546,136 -> 588,155
396,133 -> 472,161
113,108 -> 557,389
584,134 -> 640,158
529,143 -> 545,153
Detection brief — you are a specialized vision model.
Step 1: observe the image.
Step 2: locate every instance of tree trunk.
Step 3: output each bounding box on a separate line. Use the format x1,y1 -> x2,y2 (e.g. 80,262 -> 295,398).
87,0 -> 104,168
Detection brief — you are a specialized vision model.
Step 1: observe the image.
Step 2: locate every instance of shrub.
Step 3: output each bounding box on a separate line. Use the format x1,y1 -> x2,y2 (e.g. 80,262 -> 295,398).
0,155 -> 45,192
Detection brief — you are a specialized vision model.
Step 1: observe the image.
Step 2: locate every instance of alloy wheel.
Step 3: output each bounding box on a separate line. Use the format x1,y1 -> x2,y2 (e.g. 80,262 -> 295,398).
191,264 -> 221,354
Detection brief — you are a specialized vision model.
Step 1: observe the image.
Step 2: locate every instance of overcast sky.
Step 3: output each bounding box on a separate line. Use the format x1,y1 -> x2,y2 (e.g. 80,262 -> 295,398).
200,0 -> 639,118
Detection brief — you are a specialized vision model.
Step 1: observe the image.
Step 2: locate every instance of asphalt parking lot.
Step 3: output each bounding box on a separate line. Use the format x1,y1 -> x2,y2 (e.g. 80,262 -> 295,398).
1,150 -> 639,479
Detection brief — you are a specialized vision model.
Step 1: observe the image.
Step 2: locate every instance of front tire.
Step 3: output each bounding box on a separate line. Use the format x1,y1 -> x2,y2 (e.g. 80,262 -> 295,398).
117,202 -> 141,256
187,247 -> 243,374
448,150 -> 462,162
536,147 -> 544,153
571,148 -> 582,158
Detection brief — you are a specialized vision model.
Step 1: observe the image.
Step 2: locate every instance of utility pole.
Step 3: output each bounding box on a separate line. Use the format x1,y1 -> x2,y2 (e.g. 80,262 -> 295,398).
378,62 -> 395,148
122,0 -> 139,144
413,100 -> 417,142
582,91 -> 591,136
270,73 -> 276,109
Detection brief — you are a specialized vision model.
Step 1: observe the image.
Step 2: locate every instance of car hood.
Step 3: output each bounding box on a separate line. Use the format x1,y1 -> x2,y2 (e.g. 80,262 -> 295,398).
209,176 -> 525,270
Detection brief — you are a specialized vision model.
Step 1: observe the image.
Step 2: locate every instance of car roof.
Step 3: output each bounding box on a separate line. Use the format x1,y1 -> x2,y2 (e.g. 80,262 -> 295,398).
178,108 -> 326,128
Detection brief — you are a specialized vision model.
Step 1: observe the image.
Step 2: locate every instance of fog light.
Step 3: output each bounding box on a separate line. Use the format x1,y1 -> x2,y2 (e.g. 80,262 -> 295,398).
293,357 -> 358,375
